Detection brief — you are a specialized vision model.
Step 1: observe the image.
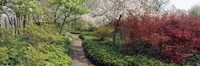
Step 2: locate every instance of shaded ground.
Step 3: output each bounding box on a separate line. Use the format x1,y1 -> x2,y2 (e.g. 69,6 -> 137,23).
69,34 -> 94,66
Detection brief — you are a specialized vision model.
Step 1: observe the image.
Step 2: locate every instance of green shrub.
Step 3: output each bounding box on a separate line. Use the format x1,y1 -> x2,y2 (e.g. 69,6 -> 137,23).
0,47 -> 9,65
94,26 -> 114,40
0,23 -> 72,65
72,20 -> 90,31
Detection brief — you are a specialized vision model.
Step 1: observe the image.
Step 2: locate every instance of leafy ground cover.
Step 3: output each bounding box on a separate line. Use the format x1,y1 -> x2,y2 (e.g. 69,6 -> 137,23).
0,23 -> 72,66
81,32 -> 178,66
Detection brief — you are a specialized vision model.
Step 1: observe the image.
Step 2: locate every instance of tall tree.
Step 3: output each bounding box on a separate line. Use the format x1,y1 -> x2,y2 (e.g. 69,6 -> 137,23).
47,0 -> 65,23
85,0 -> 169,44
0,0 -> 48,34
58,0 -> 89,34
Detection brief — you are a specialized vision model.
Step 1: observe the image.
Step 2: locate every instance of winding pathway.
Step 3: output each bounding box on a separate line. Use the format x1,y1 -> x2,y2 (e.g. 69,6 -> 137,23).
69,34 -> 94,66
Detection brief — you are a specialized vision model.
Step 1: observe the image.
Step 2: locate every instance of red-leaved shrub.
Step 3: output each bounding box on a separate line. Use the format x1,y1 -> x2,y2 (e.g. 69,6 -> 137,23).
118,11 -> 200,64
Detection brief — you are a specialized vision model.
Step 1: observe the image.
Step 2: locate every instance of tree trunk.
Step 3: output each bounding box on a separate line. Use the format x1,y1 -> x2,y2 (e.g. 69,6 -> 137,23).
14,17 -> 17,34
16,16 -> 19,34
54,5 -> 60,23
59,9 -> 72,35
23,16 -> 26,28
5,14 -> 13,26
59,13 -> 67,35
113,15 -> 122,44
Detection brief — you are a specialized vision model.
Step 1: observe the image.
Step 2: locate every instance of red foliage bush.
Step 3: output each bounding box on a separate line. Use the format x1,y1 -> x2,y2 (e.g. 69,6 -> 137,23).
118,11 -> 200,64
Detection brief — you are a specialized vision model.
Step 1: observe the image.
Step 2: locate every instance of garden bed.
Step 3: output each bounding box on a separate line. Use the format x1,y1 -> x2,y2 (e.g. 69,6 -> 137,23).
81,32 -> 179,66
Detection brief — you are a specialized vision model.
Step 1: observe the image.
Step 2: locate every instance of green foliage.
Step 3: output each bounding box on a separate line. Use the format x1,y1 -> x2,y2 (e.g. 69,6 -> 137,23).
0,47 -> 9,65
87,22 -> 96,31
23,23 -> 63,44
71,20 -> 92,31
9,0 -> 32,16
70,21 -> 95,33
61,0 -> 89,14
0,0 -> 89,65
0,23 -> 72,65
48,0 -> 89,13
189,4 -> 200,18
94,26 -> 114,40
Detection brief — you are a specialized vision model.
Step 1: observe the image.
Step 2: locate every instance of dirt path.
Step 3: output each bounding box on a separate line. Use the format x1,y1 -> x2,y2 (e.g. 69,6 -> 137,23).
69,34 -> 94,66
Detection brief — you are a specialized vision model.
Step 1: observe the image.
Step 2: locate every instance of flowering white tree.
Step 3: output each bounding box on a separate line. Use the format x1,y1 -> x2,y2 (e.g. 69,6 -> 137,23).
84,0 -> 169,44
85,0 -> 169,24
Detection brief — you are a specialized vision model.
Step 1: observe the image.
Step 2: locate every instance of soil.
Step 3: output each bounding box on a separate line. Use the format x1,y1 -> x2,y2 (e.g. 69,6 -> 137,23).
69,34 -> 94,66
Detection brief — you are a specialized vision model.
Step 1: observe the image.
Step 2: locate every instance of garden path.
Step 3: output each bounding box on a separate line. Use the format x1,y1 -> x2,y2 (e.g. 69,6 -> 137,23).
69,34 -> 94,66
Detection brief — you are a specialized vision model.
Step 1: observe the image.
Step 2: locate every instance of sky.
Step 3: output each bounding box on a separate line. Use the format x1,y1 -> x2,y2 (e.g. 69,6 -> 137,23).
169,0 -> 200,10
